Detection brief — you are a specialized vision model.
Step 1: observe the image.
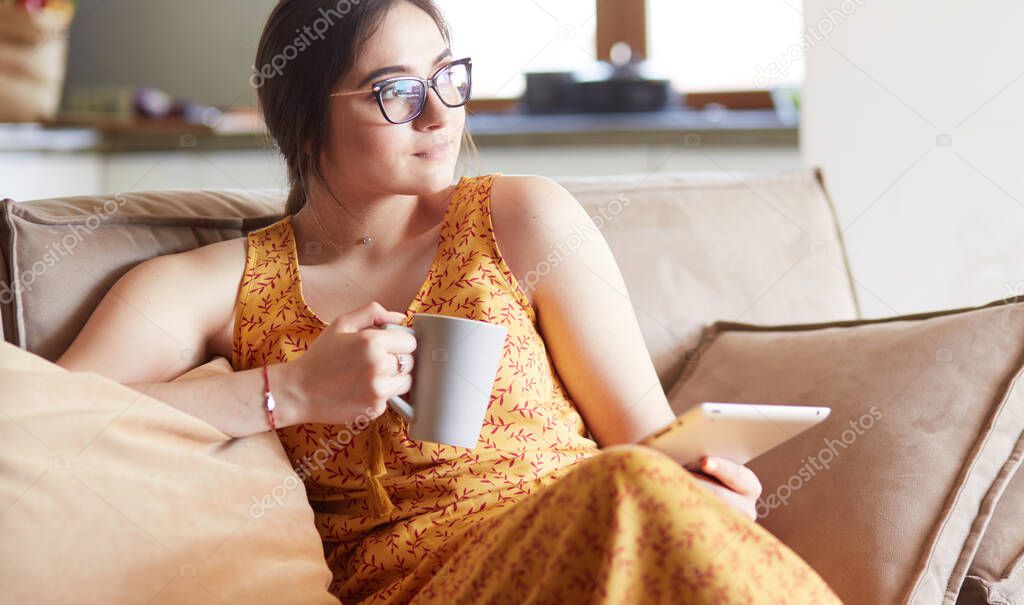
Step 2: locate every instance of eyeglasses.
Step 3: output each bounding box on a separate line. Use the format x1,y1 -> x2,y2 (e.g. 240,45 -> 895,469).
330,57 -> 473,124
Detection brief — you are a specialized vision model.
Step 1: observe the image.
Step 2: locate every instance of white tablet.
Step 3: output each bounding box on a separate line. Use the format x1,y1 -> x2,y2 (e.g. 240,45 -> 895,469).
638,402 -> 831,466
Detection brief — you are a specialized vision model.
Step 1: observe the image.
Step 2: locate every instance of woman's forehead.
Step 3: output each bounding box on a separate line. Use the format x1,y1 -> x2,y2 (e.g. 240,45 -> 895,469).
357,2 -> 445,65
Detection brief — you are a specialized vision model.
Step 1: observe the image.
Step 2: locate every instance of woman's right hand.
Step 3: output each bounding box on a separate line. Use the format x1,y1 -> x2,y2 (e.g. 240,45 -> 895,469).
274,301 -> 417,426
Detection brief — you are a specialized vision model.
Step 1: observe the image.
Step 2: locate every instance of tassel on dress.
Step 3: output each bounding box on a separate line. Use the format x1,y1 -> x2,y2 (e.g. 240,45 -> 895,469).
363,419 -> 396,518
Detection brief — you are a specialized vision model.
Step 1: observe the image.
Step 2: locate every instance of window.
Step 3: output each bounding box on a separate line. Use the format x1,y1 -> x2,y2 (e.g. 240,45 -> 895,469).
646,0 -> 804,92
437,0 -> 803,101
437,0 -> 597,99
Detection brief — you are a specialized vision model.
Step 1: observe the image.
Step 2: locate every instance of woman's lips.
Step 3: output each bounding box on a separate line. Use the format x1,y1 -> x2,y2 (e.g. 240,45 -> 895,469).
414,142 -> 450,160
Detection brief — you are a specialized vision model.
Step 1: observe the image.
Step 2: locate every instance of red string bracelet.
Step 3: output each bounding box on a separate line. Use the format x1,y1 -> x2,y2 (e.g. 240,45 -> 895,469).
262,364 -> 277,431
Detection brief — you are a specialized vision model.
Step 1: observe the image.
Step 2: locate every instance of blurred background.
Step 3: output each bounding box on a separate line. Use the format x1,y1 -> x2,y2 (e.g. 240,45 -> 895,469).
1,0 -> 1023,317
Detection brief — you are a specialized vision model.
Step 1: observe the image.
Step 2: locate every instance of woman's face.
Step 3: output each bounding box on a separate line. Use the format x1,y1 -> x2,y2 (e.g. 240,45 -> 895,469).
320,2 -> 465,197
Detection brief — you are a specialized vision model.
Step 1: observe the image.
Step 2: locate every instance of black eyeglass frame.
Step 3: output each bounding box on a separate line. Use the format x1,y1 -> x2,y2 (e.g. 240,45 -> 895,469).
330,57 -> 473,124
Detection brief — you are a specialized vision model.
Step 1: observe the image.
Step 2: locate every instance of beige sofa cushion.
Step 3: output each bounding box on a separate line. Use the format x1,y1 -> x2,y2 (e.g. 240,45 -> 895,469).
2,168 -> 859,390
0,342 -> 338,604
557,168 -> 859,387
666,298 -> 1024,605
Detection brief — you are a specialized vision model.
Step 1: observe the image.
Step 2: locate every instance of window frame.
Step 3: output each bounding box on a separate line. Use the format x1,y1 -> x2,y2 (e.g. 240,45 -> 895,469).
596,0 -> 647,62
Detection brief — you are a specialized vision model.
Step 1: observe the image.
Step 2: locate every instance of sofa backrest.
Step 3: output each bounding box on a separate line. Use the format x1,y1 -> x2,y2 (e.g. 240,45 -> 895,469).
0,189 -> 284,362
555,168 -> 860,386
0,168 -> 860,389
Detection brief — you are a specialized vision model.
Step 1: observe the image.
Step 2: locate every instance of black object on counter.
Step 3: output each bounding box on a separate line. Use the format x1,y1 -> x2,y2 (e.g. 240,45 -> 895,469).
574,79 -> 670,113
522,43 -> 672,114
523,72 -> 578,114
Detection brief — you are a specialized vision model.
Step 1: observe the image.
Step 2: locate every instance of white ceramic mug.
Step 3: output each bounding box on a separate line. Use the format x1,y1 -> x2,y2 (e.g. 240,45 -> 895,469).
377,313 -> 507,449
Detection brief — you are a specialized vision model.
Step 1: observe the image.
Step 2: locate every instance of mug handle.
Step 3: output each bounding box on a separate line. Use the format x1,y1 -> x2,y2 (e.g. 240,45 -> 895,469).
387,395 -> 415,423
376,323 -> 416,423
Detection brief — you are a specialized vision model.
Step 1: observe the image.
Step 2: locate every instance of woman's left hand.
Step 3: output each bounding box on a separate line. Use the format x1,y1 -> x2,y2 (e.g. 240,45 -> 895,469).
683,456 -> 762,522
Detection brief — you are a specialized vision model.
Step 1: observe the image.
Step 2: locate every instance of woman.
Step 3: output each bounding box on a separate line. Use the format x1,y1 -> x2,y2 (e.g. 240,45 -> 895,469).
58,1 -> 843,603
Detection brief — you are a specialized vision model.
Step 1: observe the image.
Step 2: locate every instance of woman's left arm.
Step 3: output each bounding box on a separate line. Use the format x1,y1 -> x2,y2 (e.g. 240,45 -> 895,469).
492,175 -> 762,520
491,175 -> 676,447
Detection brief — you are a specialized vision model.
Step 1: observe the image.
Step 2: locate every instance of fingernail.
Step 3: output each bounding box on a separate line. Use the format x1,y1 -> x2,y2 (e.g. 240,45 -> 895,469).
702,457 -> 717,472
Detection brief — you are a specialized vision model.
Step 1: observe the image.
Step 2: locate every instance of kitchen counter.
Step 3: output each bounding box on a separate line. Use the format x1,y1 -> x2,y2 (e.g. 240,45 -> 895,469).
0,108 -> 796,153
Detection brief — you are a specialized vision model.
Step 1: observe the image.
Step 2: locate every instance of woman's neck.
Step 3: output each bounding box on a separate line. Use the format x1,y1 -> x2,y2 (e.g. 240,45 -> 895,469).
290,180 -> 455,266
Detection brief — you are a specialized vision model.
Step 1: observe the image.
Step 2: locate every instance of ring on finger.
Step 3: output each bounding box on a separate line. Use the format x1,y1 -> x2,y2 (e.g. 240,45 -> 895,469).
393,353 -> 411,375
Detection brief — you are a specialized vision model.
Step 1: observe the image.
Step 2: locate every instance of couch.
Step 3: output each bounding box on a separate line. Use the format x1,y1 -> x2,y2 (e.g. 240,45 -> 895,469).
1,168 -> 1020,604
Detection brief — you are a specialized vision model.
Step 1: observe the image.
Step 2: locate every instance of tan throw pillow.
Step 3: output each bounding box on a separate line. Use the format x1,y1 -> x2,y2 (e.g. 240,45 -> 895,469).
666,298 -> 1024,605
0,343 -> 338,604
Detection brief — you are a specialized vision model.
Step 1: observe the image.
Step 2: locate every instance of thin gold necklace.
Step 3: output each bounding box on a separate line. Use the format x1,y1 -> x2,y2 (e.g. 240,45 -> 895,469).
311,184 -> 374,249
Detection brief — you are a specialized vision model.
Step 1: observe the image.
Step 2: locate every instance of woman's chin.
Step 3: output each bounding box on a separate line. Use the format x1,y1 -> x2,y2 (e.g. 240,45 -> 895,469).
384,157 -> 460,192
411,161 -> 459,185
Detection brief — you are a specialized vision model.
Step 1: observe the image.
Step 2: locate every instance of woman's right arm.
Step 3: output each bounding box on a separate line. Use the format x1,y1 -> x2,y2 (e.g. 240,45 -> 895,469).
126,363 -> 305,438
123,316 -> 418,437
56,244 -> 416,439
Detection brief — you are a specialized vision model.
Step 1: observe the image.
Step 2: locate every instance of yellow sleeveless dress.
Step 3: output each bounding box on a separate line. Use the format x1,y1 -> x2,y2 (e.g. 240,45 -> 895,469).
231,174 -> 843,604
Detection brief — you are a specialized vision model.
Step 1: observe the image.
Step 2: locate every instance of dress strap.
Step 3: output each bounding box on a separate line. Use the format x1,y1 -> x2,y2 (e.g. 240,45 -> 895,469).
232,220 -> 292,370
459,173 -> 535,320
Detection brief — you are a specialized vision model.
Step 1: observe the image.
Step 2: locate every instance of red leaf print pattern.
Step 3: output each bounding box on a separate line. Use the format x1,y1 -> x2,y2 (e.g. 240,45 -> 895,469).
230,174 -> 843,604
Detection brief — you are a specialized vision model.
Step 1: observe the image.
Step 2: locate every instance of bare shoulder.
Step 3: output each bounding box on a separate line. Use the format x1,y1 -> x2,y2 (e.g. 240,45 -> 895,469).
489,174 -> 591,304
56,234 -> 248,380
490,173 -> 582,220
174,235 -> 248,275
136,236 -> 246,300
168,236 -> 249,359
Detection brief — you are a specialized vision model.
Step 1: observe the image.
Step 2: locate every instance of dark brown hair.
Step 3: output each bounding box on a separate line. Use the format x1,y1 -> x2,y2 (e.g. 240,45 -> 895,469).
254,0 -> 479,216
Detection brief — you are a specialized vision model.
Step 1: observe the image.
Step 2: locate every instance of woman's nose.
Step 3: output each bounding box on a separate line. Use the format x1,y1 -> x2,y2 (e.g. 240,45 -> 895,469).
415,86 -> 456,130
